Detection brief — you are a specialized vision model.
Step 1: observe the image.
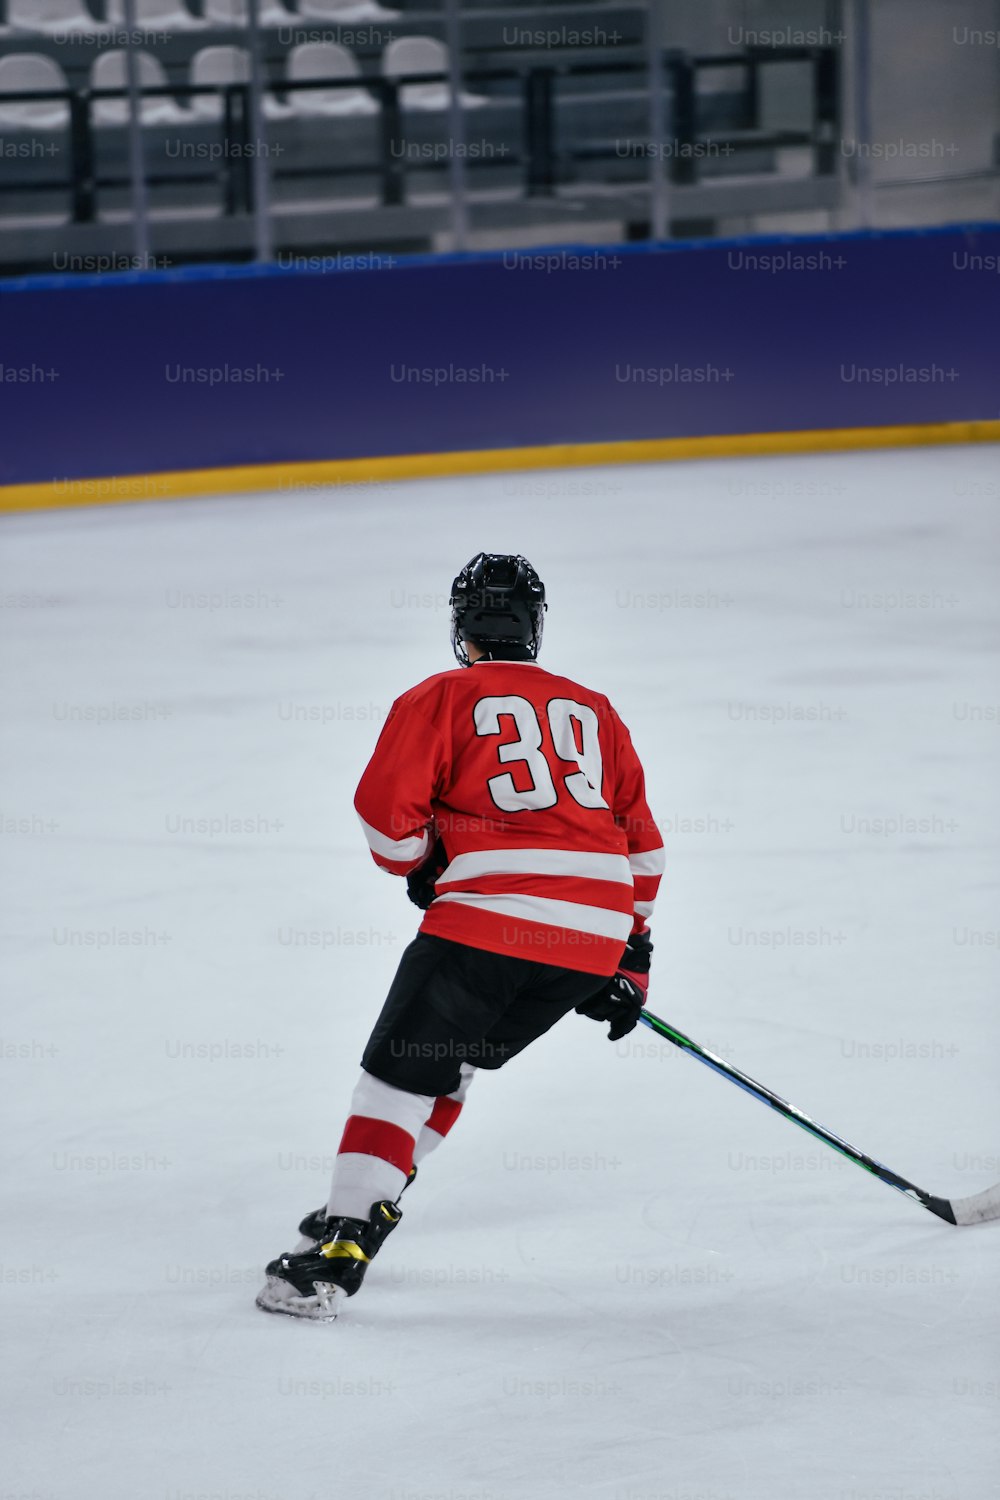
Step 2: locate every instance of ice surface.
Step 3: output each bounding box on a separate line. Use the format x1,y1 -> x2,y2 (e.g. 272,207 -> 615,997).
2,446 -> 998,1500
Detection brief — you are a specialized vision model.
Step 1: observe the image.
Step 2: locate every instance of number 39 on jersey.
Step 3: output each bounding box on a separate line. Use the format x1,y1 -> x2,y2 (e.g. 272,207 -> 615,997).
473,695 -> 608,812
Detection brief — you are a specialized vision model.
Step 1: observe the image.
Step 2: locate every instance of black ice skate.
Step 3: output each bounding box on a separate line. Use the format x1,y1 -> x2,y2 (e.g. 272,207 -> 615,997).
255,1199 -> 402,1321
292,1165 -> 417,1252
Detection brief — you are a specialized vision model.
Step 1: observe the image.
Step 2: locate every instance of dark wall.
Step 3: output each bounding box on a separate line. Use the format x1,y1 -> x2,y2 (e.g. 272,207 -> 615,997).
1,224 -> 997,487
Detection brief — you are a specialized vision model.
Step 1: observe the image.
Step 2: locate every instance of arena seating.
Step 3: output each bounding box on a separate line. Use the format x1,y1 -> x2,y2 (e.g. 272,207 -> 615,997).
104,0 -> 207,27
382,36 -> 485,110
286,41 -> 378,116
8,0 -> 99,31
91,49 -> 194,125
202,0 -> 294,24
0,51 -> 69,125
299,0 -> 400,20
0,0 -> 841,273
191,44 -> 291,118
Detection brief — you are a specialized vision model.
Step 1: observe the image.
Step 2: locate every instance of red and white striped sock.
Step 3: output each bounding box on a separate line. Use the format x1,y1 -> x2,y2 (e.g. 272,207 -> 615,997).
413,1063 -> 476,1165
326,1072 -> 435,1221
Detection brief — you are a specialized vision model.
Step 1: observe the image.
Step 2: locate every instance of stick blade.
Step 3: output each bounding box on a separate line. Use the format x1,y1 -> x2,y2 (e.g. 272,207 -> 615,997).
949,1181 -> 1000,1226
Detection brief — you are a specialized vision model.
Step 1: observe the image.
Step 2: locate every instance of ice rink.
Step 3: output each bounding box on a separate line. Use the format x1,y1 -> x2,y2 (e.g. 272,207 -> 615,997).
3,444 -> 999,1500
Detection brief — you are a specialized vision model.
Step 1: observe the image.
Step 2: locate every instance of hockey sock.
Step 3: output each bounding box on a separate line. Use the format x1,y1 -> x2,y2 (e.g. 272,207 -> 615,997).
326,1071 -> 435,1220
413,1063 -> 476,1165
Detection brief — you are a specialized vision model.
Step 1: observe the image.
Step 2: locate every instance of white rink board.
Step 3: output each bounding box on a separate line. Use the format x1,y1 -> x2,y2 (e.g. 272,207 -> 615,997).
2,445 -> 999,1500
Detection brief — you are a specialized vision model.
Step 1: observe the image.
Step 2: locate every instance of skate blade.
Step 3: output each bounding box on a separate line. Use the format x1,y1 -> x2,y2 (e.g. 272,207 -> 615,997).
255,1276 -> 346,1322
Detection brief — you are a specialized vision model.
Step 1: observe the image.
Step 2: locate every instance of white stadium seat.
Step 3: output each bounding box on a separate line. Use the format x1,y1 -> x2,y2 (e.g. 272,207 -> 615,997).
286,43 -> 378,118
0,53 -> 70,129
190,46 -> 292,121
105,0 -> 206,29
91,50 -> 193,126
382,36 -> 485,112
299,0 -> 400,22
202,0 -> 294,26
9,0 -> 99,32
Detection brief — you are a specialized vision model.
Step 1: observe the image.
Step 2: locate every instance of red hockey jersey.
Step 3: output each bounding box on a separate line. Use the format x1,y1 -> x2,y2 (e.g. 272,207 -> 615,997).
354,659 -> 664,976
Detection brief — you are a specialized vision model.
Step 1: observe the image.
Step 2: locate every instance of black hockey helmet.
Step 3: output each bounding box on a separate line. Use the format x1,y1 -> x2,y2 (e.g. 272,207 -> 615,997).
449,552 -> 547,666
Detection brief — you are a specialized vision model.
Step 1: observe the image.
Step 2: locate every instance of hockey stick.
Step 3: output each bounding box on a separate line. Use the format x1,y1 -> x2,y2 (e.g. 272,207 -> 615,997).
638,1008 -> 1000,1226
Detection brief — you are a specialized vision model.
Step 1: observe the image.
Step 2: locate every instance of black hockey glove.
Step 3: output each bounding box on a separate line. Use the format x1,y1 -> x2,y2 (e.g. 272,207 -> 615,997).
576,928 -> 652,1041
405,837 -> 449,910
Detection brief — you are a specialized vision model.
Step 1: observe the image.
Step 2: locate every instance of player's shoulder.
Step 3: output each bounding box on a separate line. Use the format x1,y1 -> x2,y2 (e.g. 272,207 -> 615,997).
394,666 -> 468,715
531,664 -> 618,717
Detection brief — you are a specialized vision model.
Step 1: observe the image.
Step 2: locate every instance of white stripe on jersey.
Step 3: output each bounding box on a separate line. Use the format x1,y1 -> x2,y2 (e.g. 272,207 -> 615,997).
434,889 -> 633,942
629,847 -> 666,877
438,848 -> 632,886
634,899 -> 655,918
357,814 -> 430,864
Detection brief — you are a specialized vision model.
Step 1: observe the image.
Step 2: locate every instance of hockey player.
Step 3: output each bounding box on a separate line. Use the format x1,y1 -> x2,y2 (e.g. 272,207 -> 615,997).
257,553 -> 664,1320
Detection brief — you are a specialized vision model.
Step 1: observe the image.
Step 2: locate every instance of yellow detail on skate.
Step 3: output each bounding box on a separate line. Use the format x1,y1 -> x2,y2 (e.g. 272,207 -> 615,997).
319,1240 -> 370,1262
